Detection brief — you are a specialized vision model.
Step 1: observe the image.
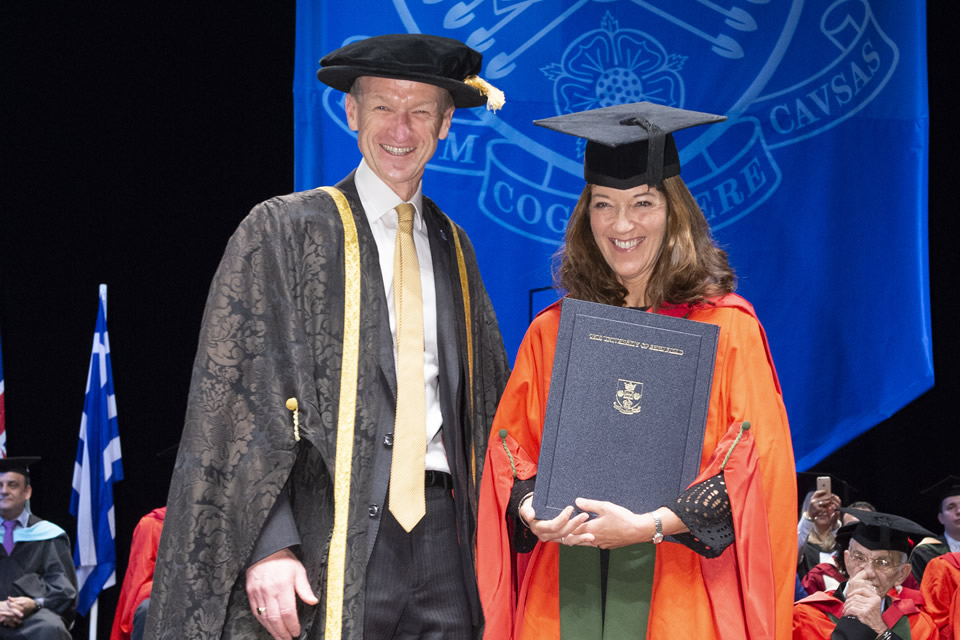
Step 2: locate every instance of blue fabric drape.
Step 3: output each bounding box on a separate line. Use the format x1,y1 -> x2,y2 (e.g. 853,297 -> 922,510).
293,1 -> 930,469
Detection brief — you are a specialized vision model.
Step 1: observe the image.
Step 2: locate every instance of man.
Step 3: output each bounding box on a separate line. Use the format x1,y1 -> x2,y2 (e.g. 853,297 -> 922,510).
145,34 -> 510,640
0,457 -> 77,640
801,501 -> 884,596
911,476 -> 960,582
793,509 -> 938,639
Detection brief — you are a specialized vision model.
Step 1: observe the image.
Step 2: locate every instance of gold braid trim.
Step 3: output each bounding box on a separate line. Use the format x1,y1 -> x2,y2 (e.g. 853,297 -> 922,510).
318,186 -> 361,639
445,216 -> 476,484
285,398 -> 300,441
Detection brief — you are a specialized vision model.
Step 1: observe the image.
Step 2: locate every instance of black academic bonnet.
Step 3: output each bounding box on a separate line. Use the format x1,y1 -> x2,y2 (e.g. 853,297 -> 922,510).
840,508 -> 936,555
0,456 -> 41,479
921,475 -> 960,507
317,34 -> 493,109
534,102 -> 726,189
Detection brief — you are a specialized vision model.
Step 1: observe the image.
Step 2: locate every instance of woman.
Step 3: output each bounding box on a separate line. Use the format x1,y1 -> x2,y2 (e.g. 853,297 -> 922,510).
797,489 -> 844,581
476,103 -> 797,639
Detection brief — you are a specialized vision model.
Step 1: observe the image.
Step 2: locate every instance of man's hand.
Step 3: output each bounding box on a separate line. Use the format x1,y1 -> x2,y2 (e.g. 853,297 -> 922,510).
245,548 -> 318,640
0,599 -> 25,628
842,569 -> 887,635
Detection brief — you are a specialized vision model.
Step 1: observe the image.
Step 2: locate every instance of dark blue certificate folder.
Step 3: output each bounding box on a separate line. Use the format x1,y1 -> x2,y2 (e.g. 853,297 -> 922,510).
532,298 -> 719,520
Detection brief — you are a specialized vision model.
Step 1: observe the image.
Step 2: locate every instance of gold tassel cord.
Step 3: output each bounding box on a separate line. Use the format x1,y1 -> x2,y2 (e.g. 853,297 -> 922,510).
464,75 -> 505,112
286,397 -> 300,442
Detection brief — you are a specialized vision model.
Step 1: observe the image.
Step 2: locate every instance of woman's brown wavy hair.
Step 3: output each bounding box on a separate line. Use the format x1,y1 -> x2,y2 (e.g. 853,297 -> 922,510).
555,176 -> 735,309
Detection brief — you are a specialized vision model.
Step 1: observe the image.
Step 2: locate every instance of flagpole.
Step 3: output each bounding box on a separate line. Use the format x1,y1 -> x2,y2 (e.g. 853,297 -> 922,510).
90,600 -> 98,640
90,283 -> 105,640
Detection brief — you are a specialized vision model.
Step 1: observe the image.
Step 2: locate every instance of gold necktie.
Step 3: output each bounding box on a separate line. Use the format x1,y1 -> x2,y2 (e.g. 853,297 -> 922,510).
389,203 -> 427,531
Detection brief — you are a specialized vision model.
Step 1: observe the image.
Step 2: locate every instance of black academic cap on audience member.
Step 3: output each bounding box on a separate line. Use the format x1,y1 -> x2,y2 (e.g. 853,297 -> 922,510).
0,457 -> 41,478
920,475 -> 960,508
316,34 -> 504,110
797,471 -> 860,506
839,508 -> 935,555
533,102 -> 726,189
835,521 -> 858,552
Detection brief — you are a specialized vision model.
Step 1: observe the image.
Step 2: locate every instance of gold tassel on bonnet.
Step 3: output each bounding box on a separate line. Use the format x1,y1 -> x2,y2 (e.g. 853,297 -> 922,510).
464,75 -> 505,112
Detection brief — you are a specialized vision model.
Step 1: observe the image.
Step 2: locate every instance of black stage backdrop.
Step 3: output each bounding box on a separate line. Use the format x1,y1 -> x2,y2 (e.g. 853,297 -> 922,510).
0,3 -> 955,638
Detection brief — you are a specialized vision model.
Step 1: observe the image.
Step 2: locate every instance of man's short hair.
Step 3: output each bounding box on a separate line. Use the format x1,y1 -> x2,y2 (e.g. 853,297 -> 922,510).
349,77 -> 454,115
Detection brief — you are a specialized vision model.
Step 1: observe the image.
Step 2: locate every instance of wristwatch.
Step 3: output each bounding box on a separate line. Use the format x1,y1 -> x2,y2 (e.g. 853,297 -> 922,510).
651,513 -> 664,545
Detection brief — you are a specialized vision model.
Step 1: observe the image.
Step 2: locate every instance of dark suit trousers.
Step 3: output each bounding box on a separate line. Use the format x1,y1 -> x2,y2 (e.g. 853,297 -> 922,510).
363,483 -> 472,639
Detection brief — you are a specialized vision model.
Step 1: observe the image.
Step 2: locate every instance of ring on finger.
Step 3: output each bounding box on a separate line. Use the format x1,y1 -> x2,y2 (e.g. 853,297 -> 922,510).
257,606 -> 267,615
561,536 -> 566,545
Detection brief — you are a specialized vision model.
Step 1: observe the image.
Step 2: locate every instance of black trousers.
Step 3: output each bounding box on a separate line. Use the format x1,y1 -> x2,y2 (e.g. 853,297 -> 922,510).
363,480 -> 472,640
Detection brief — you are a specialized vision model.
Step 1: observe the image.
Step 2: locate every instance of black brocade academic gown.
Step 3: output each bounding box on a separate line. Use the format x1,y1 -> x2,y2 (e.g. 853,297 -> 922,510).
145,176 -> 509,640
0,514 -> 78,628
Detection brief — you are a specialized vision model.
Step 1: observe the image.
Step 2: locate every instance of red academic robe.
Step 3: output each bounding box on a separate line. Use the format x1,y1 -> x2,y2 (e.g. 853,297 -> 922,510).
477,294 -> 797,639
920,552 -> 960,639
793,586 -> 939,639
110,507 -> 166,640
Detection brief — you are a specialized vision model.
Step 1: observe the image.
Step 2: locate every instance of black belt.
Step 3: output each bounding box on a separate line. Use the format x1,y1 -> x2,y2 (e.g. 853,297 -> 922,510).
425,470 -> 453,491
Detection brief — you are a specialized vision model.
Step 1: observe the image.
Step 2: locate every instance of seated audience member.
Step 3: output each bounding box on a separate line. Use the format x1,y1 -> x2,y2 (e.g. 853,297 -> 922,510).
912,476 -> 960,582
799,502 -> 919,596
793,509 -> 938,640
802,521 -> 859,596
798,486 -> 843,579
0,457 -> 77,640
920,552 -> 959,639
110,507 -> 165,640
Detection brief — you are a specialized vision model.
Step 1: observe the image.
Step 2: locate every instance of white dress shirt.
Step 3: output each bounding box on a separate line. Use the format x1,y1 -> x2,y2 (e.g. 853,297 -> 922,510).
354,160 -> 449,474
946,532 -> 960,553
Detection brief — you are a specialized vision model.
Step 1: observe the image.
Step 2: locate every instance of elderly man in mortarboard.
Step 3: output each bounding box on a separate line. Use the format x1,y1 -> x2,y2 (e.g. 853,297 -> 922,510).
910,475 -> 960,582
144,34 -> 510,640
476,103 -> 797,639
793,509 -> 939,640
0,457 -> 77,640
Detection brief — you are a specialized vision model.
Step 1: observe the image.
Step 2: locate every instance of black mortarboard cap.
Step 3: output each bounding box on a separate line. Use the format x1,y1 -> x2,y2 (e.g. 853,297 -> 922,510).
533,102 -> 726,189
921,475 -> 960,507
317,34 -> 502,110
0,456 -> 41,477
839,508 -> 935,555
797,471 -> 859,506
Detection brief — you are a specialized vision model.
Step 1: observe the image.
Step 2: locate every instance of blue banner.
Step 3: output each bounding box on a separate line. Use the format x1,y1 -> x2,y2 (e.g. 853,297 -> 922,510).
293,1 -> 930,469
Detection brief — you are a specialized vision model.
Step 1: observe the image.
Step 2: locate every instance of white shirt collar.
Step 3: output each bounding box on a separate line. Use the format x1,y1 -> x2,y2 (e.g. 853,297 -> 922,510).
5,509 -> 29,527
945,531 -> 960,552
355,159 -> 424,230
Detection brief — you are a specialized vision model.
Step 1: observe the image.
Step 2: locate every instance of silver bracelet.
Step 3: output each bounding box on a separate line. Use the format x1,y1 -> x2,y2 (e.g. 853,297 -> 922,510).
517,492 -> 535,528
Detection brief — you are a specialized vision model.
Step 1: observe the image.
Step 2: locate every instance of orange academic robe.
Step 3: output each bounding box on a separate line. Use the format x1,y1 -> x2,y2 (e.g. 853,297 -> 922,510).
110,507 -> 166,640
920,552 -> 960,639
477,294 -> 797,639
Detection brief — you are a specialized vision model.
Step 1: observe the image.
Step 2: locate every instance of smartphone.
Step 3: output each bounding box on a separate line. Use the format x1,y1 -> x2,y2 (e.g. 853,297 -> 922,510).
816,475 -> 831,494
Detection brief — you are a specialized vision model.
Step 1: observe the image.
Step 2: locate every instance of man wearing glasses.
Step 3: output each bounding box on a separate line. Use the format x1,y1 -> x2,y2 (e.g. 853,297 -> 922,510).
792,509 -> 938,639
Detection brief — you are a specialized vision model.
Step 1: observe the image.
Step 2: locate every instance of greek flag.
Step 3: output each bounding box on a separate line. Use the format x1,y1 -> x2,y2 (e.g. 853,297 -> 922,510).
0,332 -> 6,457
70,285 -> 123,616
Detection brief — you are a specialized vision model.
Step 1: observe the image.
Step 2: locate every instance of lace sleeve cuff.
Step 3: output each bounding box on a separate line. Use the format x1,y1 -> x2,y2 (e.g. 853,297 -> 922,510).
508,477 -> 538,553
666,472 -> 734,558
